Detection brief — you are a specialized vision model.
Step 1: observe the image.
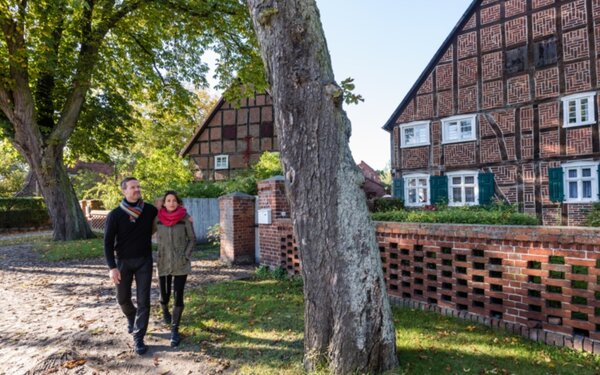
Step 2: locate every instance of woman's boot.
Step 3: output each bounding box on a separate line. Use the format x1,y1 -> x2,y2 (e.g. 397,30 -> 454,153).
170,306 -> 184,347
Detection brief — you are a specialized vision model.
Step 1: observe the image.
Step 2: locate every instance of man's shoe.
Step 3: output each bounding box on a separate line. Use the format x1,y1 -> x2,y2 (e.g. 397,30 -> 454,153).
134,338 -> 148,355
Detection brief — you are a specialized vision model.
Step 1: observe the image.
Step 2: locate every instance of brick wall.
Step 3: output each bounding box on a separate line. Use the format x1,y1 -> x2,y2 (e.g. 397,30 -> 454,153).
256,180 -> 600,354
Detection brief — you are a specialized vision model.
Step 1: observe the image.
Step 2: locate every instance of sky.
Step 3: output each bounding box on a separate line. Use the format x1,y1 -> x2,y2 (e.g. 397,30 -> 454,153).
314,0 -> 473,170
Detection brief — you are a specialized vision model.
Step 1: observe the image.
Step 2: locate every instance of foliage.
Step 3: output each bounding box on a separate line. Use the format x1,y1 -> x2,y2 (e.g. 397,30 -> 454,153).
339,77 -> 364,105
583,202 -> 600,227
183,151 -> 284,198
0,138 -> 28,197
132,147 -> 194,202
183,277 -> 600,375
373,197 -> 404,212
0,0 -> 266,239
377,162 -> 392,192
253,151 -> 283,180
0,197 -> 47,211
82,175 -> 123,209
35,237 -> 103,261
206,223 -> 220,246
69,169 -> 109,201
255,265 -> 292,281
372,203 -> 540,225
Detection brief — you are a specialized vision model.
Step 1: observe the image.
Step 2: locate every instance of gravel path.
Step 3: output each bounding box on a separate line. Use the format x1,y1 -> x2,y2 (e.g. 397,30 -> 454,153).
0,243 -> 254,375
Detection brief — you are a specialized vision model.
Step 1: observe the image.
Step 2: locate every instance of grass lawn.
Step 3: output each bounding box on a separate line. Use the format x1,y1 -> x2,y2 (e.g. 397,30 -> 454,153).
183,275 -> 600,375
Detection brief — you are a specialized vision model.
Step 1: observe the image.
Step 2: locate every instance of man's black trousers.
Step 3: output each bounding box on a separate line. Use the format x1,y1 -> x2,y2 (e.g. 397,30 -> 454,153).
116,256 -> 152,340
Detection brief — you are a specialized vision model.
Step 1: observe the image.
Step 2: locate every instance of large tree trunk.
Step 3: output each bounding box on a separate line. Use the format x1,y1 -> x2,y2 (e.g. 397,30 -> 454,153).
14,130 -> 95,241
247,1 -> 398,373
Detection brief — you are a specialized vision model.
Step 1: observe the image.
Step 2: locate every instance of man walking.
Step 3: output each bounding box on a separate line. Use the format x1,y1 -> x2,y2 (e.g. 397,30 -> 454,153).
104,177 -> 158,355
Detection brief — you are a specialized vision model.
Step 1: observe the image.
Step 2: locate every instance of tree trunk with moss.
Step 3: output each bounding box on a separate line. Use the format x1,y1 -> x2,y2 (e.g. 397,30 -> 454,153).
247,1 -> 398,373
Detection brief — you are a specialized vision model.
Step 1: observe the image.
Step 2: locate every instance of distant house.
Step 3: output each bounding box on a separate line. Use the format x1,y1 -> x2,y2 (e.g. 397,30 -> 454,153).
357,161 -> 386,199
180,93 -> 279,180
384,0 -> 600,226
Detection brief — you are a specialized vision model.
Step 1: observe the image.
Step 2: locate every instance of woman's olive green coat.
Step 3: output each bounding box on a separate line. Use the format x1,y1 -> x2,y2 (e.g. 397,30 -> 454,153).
155,214 -> 195,276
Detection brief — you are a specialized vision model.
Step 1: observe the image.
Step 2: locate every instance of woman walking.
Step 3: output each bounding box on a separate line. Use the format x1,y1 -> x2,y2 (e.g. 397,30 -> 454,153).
155,190 -> 195,347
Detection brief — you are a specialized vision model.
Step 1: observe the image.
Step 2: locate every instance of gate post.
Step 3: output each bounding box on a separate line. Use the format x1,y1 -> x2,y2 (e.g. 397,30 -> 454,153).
219,192 -> 256,264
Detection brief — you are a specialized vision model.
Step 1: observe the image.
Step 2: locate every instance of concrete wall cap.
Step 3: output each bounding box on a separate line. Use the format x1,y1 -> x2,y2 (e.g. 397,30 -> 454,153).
219,192 -> 256,200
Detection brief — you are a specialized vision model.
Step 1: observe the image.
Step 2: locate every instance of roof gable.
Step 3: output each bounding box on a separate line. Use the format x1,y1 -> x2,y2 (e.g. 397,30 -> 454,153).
382,0 -> 481,131
180,97 -> 226,157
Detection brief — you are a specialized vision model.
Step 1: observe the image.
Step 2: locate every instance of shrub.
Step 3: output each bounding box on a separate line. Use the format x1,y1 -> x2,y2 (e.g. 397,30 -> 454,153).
373,197 -> 404,212
583,203 -> 600,227
372,204 -> 539,226
0,197 -> 50,228
206,223 -> 220,245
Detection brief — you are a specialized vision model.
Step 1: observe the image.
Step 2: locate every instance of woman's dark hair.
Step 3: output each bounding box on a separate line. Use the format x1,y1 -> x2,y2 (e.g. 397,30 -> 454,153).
162,190 -> 182,205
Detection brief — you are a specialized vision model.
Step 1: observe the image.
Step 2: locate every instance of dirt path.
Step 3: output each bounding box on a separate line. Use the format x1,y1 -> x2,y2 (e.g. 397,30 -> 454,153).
0,244 -> 254,375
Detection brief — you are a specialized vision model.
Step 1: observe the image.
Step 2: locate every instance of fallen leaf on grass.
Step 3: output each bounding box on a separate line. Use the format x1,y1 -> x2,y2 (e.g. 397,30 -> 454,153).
62,359 -> 86,369
153,354 -> 160,366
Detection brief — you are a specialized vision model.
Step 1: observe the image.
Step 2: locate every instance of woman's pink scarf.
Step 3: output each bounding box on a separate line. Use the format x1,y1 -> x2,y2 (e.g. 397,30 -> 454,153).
158,206 -> 187,227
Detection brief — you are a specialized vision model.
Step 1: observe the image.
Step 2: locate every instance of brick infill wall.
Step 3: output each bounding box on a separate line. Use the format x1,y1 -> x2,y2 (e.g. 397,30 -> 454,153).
256,179 -> 600,353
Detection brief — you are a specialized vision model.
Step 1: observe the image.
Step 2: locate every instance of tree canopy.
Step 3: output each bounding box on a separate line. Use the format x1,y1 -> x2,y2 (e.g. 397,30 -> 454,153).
0,0 -> 266,239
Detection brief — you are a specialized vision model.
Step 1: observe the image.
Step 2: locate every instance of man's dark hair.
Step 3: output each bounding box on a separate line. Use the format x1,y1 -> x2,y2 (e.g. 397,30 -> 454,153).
120,177 -> 138,190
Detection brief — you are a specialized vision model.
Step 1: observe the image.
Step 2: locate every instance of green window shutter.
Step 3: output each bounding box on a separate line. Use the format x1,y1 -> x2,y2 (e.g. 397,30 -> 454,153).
430,175 -> 448,205
478,172 -> 495,205
392,178 -> 404,200
548,167 -> 564,203
598,164 -> 600,199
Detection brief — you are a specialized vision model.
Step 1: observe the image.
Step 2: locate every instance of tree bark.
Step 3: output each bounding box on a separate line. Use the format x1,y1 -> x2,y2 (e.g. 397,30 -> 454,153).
247,1 -> 398,373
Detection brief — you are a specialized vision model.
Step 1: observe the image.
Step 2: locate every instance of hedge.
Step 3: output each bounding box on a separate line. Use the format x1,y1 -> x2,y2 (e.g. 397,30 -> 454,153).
371,205 -> 540,226
0,197 -> 50,229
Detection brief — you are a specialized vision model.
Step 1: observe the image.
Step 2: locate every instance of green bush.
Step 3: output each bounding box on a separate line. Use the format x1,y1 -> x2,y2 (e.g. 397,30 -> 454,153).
0,197 -> 50,228
373,197 -> 404,212
372,204 -> 539,226
583,203 -> 600,227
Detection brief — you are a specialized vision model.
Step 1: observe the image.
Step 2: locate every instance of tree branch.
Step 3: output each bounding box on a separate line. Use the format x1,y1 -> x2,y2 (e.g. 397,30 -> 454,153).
49,0 -> 145,148
128,32 -> 166,85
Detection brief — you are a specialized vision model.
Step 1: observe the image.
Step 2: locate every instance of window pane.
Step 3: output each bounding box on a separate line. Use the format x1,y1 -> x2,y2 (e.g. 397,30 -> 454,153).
404,128 -> 414,144
453,187 -> 462,202
447,123 -> 459,140
418,178 -> 427,186
581,98 -> 588,122
465,187 -> 475,202
465,176 -> 474,184
416,127 -> 427,143
408,189 -> 416,203
582,168 -> 591,177
408,178 -> 416,187
460,120 -> 472,138
569,181 -> 578,198
568,169 -> 577,178
452,177 -> 461,185
583,181 -> 592,198
418,188 -> 427,203
569,101 -> 577,123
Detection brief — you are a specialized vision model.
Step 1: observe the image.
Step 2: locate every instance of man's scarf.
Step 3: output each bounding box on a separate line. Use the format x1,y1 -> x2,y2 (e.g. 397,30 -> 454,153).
120,199 -> 144,222
157,206 -> 188,227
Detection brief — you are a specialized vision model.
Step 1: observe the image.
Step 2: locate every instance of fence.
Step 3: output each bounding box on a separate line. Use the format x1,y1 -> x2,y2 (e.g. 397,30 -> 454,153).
253,177 -> 600,354
85,198 -> 219,242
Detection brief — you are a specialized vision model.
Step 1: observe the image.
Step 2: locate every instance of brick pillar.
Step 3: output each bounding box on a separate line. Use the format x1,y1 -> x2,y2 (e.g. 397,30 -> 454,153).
257,176 -> 300,272
219,192 -> 256,265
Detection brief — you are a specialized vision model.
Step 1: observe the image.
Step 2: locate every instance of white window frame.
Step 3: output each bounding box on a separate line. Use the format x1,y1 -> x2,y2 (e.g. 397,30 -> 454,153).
446,170 -> 479,206
214,154 -> 229,170
562,160 -> 599,203
441,114 -> 477,144
403,173 -> 430,207
399,121 -> 430,148
561,91 -> 596,128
